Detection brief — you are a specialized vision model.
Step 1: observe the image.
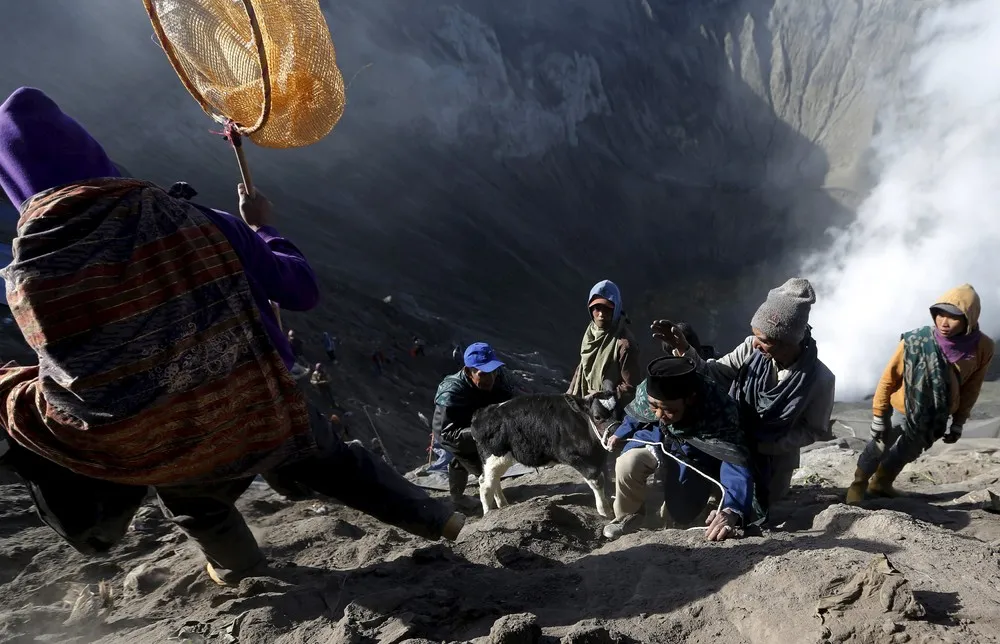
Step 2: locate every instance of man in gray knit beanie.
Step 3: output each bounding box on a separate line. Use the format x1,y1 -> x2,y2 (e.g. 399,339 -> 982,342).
749,278 -> 816,345
651,276 -> 835,527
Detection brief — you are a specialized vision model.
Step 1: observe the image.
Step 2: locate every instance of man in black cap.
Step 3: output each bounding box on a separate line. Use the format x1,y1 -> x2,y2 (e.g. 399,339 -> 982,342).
603,357 -> 753,541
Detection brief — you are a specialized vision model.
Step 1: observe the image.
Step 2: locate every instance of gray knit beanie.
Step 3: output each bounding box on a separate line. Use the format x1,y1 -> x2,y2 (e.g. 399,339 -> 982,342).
750,278 -> 816,344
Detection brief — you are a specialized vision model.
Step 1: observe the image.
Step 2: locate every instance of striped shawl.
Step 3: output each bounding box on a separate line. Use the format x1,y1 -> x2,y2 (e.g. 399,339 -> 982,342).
0,179 -> 314,485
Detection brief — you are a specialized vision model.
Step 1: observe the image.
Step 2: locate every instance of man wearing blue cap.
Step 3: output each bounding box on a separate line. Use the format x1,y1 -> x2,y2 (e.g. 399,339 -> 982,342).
432,342 -> 516,506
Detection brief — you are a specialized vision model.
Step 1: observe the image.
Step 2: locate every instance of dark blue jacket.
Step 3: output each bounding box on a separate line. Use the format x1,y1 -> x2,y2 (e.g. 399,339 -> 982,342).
614,414 -> 754,518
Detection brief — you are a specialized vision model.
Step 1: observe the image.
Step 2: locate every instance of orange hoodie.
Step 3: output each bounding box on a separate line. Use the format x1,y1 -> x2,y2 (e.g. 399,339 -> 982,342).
872,284 -> 995,425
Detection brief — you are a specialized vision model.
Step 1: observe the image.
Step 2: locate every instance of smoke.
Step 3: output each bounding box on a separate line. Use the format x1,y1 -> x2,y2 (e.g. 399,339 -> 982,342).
804,0 -> 1000,401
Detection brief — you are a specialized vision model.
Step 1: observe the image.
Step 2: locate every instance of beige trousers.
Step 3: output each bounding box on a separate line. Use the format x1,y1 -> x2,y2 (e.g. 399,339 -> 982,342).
613,447 -> 659,519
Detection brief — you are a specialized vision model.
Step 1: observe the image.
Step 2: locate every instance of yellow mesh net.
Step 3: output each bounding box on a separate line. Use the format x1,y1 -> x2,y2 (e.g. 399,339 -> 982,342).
144,0 -> 345,149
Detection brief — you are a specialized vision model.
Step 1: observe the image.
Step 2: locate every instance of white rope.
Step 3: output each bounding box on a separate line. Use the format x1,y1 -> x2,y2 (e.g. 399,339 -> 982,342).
586,415 -> 614,450
588,414 -> 729,532
625,438 -> 726,531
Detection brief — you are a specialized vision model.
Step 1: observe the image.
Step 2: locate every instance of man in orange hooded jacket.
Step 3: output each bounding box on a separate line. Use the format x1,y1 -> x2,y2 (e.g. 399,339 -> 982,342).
847,284 -> 995,503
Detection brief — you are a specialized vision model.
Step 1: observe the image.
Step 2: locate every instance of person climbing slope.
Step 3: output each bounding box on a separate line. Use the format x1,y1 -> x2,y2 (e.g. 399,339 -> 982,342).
846,284 -> 995,504
322,331 -> 337,363
288,328 -> 305,362
432,342 -> 515,507
0,87 -> 463,586
654,278 -> 835,522
309,362 -> 337,407
603,356 -> 753,541
567,280 -> 640,417
412,336 -> 426,358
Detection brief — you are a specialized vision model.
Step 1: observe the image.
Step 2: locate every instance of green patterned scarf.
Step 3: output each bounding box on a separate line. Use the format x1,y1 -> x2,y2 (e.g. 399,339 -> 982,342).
901,325 -> 952,446
626,376 -> 749,466
570,318 -> 627,398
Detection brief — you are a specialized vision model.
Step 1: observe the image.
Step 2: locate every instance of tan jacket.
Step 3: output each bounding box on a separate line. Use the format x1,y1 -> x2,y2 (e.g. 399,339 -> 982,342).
873,284 -> 995,426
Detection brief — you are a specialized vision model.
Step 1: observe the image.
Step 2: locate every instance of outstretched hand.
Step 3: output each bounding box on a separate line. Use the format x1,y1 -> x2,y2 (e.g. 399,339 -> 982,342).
705,509 -> 740,541
651,319 -> 690,354
238,183 -> 272,230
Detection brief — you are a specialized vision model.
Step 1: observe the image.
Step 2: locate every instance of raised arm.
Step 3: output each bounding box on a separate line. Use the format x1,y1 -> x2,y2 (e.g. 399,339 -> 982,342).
198,199 -> 320,312
679,336 -> 755,389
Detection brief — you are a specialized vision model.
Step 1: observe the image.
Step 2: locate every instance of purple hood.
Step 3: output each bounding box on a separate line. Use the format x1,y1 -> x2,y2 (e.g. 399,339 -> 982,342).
0,87 -> 119,209
0,87 -> 318,370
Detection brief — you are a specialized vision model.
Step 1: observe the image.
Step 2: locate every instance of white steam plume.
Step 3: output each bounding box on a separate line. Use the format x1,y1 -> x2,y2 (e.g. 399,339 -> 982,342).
804,0 -> 1000,401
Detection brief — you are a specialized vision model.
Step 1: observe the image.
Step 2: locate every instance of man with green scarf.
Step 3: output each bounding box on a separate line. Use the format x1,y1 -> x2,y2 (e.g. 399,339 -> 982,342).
567,280 -> 640,416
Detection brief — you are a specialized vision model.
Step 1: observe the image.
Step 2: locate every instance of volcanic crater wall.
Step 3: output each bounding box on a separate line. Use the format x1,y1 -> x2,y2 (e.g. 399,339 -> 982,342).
0,0 -> 931,366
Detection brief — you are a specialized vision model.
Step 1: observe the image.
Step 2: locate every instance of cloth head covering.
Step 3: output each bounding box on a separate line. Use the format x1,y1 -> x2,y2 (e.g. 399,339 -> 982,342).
570,279 -> 632,398
0,87 -> 119,209
588,280 -> 623,323
750,278 -> 816,344
645,356 -> 699,401
929,283 -> 984,363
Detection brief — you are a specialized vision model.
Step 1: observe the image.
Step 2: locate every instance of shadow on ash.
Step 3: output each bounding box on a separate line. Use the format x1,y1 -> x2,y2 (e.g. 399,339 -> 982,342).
2,424 -> 1000,643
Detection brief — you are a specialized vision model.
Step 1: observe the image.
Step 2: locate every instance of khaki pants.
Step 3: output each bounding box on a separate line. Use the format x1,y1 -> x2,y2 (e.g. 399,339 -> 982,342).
614,447 -> 659,519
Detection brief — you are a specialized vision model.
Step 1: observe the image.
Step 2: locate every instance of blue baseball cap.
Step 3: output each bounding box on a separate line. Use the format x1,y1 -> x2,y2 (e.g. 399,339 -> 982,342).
463,342 -> 505,373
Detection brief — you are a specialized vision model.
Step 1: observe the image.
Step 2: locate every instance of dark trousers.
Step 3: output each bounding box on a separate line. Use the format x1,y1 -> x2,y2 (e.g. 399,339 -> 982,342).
660,451 -> 718,525
857,412 -> 929,475
6,444 -> 148,556
1,401 -> 453,583
749,450 -> 799,521
437,428 -> 482,497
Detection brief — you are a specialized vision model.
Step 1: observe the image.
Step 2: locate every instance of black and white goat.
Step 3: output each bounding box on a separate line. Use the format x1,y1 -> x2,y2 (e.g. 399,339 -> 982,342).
470,391 -> 618,517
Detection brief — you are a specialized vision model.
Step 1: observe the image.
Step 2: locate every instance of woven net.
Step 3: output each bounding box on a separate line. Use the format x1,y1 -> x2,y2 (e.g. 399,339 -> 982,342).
145,0 -> 345,148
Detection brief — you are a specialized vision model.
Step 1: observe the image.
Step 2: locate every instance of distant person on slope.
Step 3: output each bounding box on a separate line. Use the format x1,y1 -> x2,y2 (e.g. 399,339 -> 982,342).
846,284 -> 995,504
432,342 -> 515,507
322,331 -> 337,363
603,357 -> 753,541
310,362 -> 337,407
567,280 -> 640,418
654,278 -> 835,523
372,347 -> 389,375
0,87 -> 464,587
288,328 -> 305,362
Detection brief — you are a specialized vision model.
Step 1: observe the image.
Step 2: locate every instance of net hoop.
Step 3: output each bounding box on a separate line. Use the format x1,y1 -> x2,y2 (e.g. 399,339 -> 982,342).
144,0 -> 272,135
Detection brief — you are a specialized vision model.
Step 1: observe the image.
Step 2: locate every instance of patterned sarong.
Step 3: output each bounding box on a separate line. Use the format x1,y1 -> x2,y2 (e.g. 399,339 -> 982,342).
0,179 -> 314,485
